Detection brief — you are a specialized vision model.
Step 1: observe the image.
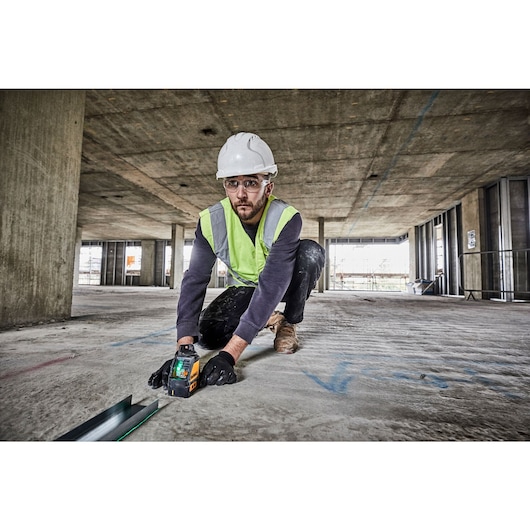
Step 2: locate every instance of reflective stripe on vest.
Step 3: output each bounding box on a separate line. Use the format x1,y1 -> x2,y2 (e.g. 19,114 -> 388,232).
199,195 -> 298,287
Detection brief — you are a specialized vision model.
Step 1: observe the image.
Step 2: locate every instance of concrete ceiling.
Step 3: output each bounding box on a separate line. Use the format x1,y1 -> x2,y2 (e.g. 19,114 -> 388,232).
78,89 -> 530,242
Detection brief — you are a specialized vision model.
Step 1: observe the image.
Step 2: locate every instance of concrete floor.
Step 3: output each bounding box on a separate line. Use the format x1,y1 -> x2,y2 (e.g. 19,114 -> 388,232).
1,286 -> 529,441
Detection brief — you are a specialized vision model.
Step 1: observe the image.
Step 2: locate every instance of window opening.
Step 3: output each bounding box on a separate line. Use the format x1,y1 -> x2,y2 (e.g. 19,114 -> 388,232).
79,244 -> 102,285
125,245 -> 142,278
435,223 -> 444,276
328,241 -> 409,291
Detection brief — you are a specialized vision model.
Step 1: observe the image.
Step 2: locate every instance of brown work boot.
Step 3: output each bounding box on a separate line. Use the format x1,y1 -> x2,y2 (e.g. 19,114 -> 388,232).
265,310 -> 285,333
274,321 -> 299,354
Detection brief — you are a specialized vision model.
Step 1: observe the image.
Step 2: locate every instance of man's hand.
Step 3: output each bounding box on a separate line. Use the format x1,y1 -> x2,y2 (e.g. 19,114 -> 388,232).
200,351 -> 237,386
148,358 -> 173,389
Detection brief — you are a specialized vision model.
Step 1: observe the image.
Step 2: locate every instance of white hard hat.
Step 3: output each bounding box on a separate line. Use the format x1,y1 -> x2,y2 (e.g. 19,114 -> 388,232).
216,132 -> 278,179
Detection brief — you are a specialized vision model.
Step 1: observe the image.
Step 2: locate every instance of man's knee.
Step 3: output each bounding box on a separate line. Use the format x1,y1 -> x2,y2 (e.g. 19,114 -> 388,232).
298,239 -> 326,270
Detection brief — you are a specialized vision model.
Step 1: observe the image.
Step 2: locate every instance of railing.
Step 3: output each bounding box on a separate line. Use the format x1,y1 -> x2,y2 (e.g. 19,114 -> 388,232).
329,273 -> 409,292
458,248 -> 530,301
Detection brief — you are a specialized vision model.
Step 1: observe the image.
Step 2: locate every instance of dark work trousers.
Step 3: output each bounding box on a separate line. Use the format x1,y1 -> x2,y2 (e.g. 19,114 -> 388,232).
198,239 -> 326,349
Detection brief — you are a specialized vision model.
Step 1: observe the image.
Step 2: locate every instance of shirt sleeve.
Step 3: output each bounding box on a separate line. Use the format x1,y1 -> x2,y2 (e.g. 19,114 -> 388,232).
234,213 -> 302,343
176,221 -> 217,341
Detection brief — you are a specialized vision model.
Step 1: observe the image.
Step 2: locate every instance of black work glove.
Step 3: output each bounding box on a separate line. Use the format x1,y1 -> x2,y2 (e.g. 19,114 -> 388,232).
200,350 -> 237,387
148,358 -> 173,389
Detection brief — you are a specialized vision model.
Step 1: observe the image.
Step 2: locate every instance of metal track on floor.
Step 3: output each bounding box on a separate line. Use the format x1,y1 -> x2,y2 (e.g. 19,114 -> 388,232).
55,395 -> 159,441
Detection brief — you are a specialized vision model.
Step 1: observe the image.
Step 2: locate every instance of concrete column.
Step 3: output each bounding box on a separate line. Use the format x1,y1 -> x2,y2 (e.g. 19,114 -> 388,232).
498,178 -> 514,301
73,226 -> 82,288
0,90 -> 85,328
318,217 -> 325,293
169,223 -> 184,290
324,239 -> 330,291
140,240 -> 156,286
408,227 -> 418,282
461,188 -> 486,299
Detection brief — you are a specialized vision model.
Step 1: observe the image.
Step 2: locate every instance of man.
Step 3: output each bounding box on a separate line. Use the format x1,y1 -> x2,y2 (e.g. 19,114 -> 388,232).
148,132 -> 325,389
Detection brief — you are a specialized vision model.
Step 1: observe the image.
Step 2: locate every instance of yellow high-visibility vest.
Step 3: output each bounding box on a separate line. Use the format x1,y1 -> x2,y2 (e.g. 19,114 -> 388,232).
199,195 -> 298,286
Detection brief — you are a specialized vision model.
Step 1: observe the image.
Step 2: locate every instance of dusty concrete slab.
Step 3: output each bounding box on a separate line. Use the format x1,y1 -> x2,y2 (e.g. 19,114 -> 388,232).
1,286 -> 529,441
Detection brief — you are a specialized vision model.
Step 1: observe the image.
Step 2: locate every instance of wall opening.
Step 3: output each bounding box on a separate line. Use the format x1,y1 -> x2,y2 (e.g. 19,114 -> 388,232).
416,205 -> 463,296
327,240 -> 409,292
79,243 -> 102,285
80,240 -> 197,287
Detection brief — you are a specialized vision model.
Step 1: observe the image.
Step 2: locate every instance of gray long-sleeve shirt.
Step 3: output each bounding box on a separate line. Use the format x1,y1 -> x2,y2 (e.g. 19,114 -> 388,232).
176,212 -> 302,344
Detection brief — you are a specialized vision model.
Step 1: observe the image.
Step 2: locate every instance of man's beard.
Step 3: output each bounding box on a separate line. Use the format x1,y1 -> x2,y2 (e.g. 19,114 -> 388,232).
232,193 -> 268,223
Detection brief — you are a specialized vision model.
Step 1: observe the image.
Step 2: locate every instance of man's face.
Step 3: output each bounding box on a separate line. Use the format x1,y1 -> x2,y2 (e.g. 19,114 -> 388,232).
223,174 -> 273,224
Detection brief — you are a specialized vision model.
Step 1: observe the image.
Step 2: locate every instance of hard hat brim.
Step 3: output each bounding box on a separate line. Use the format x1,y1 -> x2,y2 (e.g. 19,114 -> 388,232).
216,165 -> 278,179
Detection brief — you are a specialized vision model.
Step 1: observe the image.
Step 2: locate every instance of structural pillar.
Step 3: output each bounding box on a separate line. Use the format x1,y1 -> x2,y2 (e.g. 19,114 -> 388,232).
169,223 -> 184,290
461,189 -> 486,299
140,240 -> 156,286
0,90 -> 85,328
498,178 -> 514,302
318,217 -> 325,293
73,226 -> 83,288
408,227 -> 418,282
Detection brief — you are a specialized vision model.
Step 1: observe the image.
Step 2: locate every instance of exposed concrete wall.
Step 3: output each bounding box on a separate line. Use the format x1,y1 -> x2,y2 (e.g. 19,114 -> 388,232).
0,90 -> 85,327
461,188 -> 486,299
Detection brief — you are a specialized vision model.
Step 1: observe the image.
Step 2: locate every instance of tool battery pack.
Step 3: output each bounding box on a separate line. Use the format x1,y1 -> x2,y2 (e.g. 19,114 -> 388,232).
167,351 -> 200,398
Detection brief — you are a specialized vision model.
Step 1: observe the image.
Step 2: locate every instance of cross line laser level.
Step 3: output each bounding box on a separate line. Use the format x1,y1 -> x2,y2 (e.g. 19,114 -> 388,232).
167,345 -> 200,398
